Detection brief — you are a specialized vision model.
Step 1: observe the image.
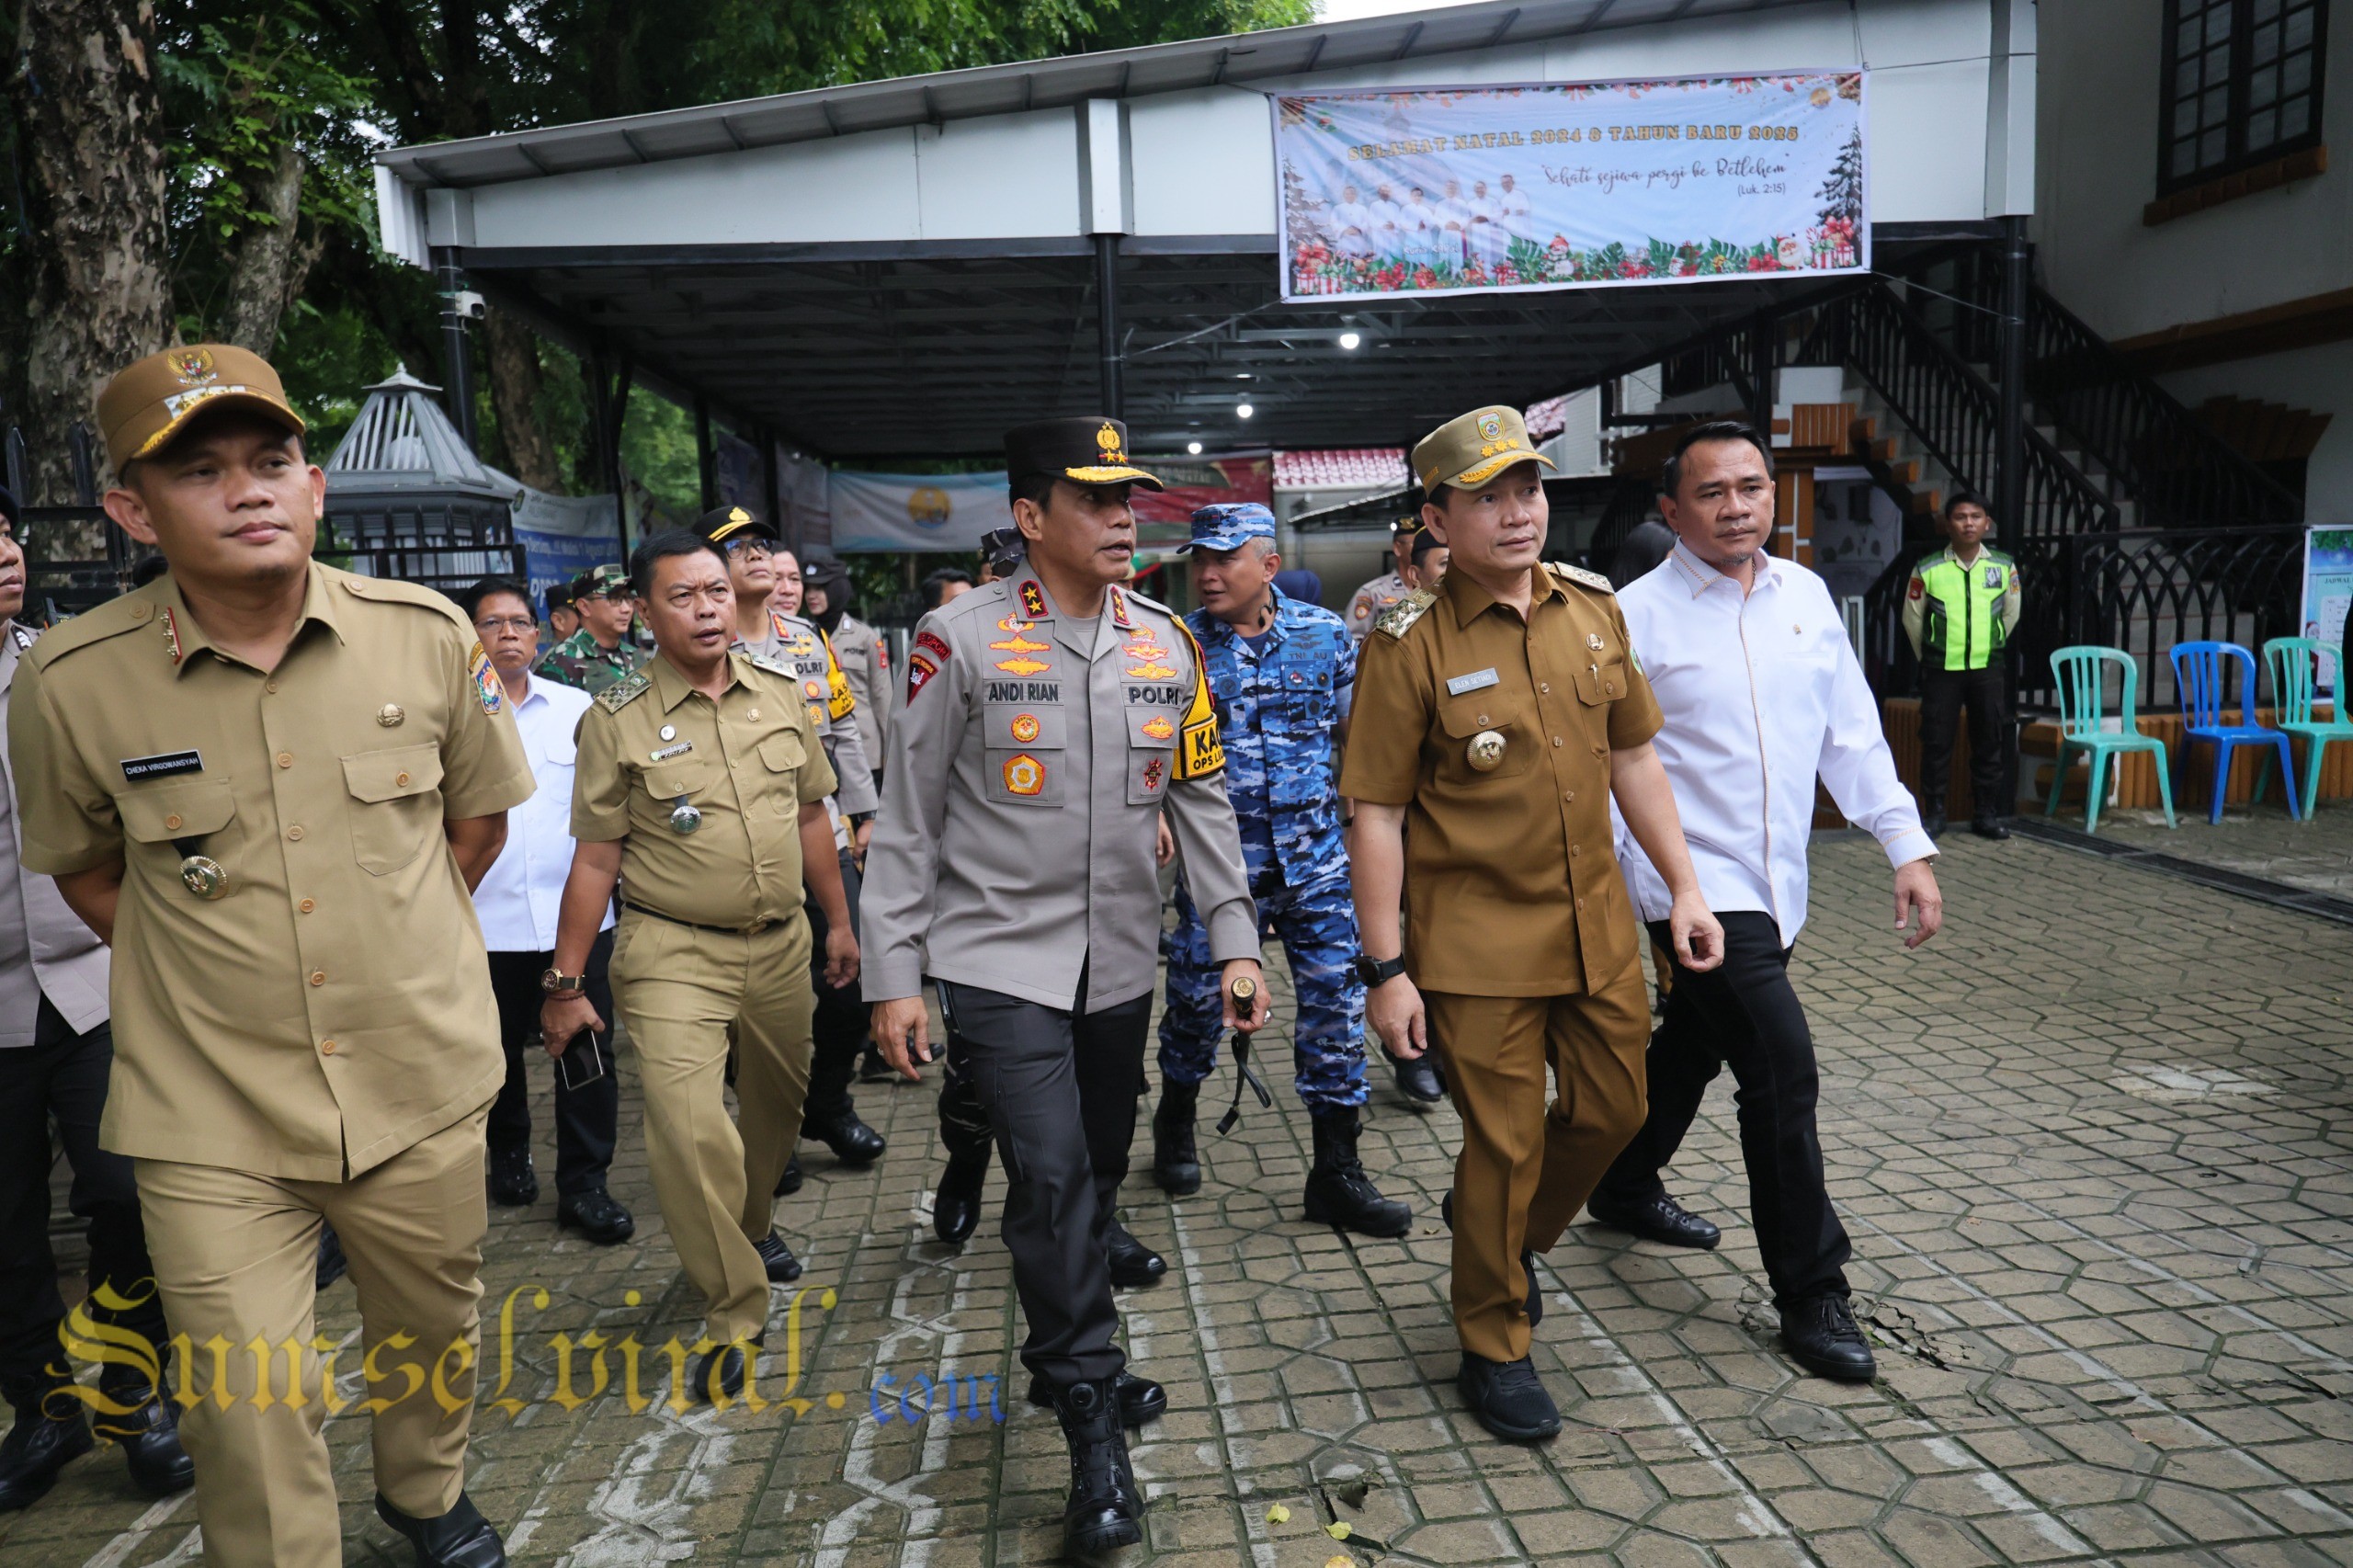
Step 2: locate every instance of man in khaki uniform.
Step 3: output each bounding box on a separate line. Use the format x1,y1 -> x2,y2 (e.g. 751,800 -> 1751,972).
540,529 -> 855,1403
11,346 -> 532,1567
1341,404 -> 1722,1446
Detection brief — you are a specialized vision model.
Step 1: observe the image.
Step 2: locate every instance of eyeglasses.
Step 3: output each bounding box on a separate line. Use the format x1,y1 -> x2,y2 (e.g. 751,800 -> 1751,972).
474,616 -> 537,634
724,538 -> 773,560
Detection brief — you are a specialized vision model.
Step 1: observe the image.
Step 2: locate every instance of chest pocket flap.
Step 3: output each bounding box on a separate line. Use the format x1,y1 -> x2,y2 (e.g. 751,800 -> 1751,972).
640,758 -> 716,800
119,778 -> 237,844
342,744 -> 443,803
758,731 -> 807,772
1572,661 -> 1631,706
1269,653 -> 1333,693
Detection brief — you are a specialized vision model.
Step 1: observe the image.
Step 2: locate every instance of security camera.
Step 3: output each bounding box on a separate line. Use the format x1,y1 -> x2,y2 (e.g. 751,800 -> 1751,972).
449,290 -> 487,320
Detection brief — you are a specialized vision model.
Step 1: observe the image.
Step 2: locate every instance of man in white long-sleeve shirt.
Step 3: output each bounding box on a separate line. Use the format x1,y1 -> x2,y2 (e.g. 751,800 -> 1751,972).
1591,422 -> 1944,1385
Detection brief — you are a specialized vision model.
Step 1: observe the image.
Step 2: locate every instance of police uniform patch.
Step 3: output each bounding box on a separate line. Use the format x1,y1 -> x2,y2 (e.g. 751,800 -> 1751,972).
991,631 -> 1051,653
1018,580 -> 1049,619
469,642 -> 502,714
916,630 -> 952,662
1108,586 -> 1133,630
1004,754 -> 1046,796
906,652 -> 941,701
1142,715 -> 1174,740
1124,660 -> 1176,680
1009,712 -> 1041,743
996,655 -> 1051,676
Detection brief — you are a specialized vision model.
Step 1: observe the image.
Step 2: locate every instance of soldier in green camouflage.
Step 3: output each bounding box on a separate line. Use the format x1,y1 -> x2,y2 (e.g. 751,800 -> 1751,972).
533,563 -> 643,695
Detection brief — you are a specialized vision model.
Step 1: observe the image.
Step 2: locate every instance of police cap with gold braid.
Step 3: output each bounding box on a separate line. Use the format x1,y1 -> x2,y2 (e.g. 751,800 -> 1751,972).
698,505 -> 780,546
1004,416 -> 1164,492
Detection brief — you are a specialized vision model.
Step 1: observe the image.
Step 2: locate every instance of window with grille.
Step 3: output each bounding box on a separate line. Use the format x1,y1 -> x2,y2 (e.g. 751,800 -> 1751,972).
2159,0 -> 2329,193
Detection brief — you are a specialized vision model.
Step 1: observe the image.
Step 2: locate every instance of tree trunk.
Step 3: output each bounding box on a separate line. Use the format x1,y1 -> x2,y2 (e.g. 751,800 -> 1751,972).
7,0 -> 172,501
483,310 -> 563,493
219,142 -> 307,355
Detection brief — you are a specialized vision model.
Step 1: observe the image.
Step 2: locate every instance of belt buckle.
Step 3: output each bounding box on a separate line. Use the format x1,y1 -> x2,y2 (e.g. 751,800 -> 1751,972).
746,917 -> 771,936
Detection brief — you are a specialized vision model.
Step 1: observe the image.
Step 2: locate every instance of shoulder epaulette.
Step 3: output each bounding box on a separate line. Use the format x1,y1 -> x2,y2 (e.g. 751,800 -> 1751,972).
741,648 -> 794,680
331,567 -> 474,629
1548,562 -> 1616,595
595,672 -> 652,712
20,591 -> 156,670
1373,588 -> 1438,641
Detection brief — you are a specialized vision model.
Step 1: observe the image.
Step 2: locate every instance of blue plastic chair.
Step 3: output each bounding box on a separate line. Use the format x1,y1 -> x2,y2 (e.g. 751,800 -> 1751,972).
2169,640 -> 2299,824
2044,646 -> 2175,834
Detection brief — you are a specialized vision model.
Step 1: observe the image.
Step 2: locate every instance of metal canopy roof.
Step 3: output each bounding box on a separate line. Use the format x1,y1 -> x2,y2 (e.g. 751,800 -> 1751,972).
487,246 -> 1860,459
378,0 -> 1817,191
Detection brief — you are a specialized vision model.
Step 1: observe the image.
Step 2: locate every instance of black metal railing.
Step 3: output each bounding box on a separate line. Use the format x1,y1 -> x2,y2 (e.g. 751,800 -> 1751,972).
1811,282 -> 2120,545
2052,526 -> 2308,710
2024,288 -> 2302,528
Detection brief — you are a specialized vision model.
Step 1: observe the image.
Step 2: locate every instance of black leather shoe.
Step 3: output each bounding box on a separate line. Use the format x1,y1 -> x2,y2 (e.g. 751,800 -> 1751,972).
0,1404 -> 92,1511
487,1145 -> 539,1208
805,1108 -> 886,1167
1105,1221 -> 1165,1289
375,1489 -> 506,1567
754,1230 -> 802,1283
95,1384 -> 192,1498
1972,815 -> 2012,840
932,1146 -> 990,1244
688,1339 -> 758,1405
1781,1294 -> 1876,1382
1586,1191 -> 1722,1250
1456,1353 -> 1560,1443
858,1046 -> 897,1083
316,1222 -> 349,1290
1920,808 -> 1948,840
1389,1051 -> 1445,1107
556,1187 -> 635,1245
1439,1192 -> 1541,1325
1152,1080 -> 1200,1195
1027,1369 -> 1167,1426
1053,1378 -> 1144,1555
773,1155 -> 803,1197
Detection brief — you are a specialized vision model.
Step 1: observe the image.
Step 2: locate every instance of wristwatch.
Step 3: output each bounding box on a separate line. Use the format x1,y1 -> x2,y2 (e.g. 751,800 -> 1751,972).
1353,953 -> 1408,987
540,969 -> 586,996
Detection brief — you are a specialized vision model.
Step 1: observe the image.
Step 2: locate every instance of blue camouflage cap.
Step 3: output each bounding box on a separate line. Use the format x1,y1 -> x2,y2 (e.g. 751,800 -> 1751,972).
1178,502 -> 1277,554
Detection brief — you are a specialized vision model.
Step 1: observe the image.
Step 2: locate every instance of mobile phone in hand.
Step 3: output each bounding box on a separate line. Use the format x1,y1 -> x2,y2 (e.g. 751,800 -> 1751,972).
556,1029 -> 609,1091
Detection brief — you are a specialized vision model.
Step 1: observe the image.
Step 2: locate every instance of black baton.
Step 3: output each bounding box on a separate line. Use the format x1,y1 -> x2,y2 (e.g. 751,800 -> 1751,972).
1216,975 -> 1273,1136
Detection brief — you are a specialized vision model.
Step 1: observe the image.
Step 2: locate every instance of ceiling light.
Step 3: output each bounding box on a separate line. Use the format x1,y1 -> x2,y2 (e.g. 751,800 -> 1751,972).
1187,440 -> 1203,455
1236,403 -> 1255,420
1339,331 -> 1361,350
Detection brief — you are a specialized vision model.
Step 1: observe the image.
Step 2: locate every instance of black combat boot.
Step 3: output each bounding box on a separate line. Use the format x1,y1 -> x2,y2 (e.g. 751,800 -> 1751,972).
933,1076 -> 995,1244
0,1394 -> 91,1512
1053,1377 -> 1144,1555
1152,1080 -> 1200,1196
1919,799 -> 1948,841
1302,1106 -> 1411,1238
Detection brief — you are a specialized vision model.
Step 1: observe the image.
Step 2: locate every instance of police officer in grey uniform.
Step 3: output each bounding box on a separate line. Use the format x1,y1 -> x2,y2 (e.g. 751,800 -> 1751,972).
700,508 -> 888,1175
862,417 -> 1264,1558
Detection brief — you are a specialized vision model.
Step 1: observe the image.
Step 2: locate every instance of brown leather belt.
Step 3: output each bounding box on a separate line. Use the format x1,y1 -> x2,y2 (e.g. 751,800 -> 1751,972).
621,900 -> 775,937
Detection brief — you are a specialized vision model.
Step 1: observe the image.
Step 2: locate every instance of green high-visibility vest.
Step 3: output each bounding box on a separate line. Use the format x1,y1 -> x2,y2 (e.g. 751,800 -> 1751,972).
1918,549 -> 2016,672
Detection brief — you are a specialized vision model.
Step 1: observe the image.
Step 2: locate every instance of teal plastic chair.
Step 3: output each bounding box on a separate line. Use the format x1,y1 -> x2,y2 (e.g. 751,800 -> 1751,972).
2256,637 -> 2352,821
2044,646 -> 2176,834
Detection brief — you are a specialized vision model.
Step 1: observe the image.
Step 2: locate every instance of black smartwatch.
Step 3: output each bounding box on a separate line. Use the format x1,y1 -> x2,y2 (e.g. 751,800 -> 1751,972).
1353,953 -> 1407,987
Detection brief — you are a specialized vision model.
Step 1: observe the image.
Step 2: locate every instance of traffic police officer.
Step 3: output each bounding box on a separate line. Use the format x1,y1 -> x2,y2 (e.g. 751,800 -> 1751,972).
15,346 -> 534,1566
1341,404 -> 1722,1446
1903,491 -> 2020,839
534,563 -> 642,695
1152,503 -> 1408,1238
542,529 -> 855,1402
700,508 -> 888,1173
861,417 -> 1263,1558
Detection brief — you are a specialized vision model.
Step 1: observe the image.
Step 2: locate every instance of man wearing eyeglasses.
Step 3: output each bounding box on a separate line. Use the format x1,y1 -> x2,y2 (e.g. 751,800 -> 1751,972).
535,563 -> 643,697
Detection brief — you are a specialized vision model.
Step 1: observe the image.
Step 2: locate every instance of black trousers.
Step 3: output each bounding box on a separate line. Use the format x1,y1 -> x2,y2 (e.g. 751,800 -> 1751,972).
1918,665 -> 2007,816
936,976 -> 1151,1386
0,998 -> 170,1414
487,928 -> 620,1195
1594,914 -> 1852,1306
802,847 -> 870,1126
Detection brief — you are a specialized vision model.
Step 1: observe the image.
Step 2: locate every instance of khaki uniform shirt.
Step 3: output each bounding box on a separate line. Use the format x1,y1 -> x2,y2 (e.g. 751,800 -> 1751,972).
830,614 -> 892,773
9,564 -> 534,1178
571,651 -> 837,930
861,574 -> 1256,1012
1338,564 -> 1662,997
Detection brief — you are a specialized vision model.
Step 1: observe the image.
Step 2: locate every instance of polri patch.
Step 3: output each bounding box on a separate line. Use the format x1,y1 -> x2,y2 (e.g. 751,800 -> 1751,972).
1446,667 -> 1501,696
120,750 -> 203,783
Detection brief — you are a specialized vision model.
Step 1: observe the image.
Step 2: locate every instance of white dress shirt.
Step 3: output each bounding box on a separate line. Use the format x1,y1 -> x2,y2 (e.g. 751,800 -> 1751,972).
1612,542 -> 1936,947
471,672 -> 611,953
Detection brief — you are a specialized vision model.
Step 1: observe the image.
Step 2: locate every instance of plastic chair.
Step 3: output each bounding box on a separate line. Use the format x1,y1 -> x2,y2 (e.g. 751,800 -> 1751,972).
2256,637 -> 2352,822
2169,640 -> 2299,824
2044,646 -> 2175,834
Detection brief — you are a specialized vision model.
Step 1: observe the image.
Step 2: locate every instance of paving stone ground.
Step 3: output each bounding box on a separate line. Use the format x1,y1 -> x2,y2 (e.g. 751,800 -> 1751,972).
2071,794 -> 2353,900
9,828 -> 2353,1567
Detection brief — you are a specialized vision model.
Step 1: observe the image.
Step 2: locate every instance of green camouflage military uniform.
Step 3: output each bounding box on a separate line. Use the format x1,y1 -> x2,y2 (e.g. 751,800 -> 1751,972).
533,629 -> 642,696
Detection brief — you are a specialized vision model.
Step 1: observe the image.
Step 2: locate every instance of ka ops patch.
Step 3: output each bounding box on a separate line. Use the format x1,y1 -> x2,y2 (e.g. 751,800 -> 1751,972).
1170,621 -> 1224,780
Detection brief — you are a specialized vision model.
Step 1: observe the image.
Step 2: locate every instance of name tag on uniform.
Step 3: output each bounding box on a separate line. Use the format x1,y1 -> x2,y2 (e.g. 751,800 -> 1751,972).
650,740 -> 694,762
120,750 -> 203,782
1445,667 -> 1500,696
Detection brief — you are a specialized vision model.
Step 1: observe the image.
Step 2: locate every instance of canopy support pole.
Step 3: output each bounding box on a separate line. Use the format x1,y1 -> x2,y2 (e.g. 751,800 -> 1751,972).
1095,233 -> 1124,418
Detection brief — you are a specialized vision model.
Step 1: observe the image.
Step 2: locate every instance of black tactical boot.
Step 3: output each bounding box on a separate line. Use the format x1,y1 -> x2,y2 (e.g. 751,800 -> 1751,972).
1919,800 -> 1948,841
1053,1377 -> 1144,1555
1152,1080 -> 1200,1196
933,1076 -> 995,1244
375,1489 -> 507,1566
0,1397 -> 91,1512
1302,1107 -> 1411,1238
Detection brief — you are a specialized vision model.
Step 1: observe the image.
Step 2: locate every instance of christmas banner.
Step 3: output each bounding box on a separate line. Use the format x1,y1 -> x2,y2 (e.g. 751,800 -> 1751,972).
1275,72 -> 1866,301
